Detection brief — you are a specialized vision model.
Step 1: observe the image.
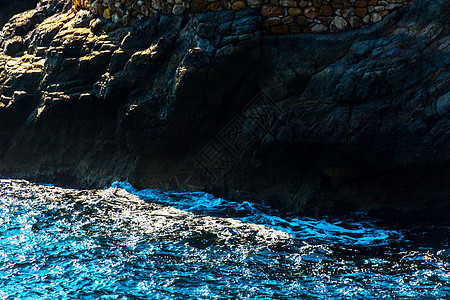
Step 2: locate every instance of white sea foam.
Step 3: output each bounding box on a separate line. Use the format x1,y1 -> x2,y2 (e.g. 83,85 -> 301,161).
109,181 -> 404,246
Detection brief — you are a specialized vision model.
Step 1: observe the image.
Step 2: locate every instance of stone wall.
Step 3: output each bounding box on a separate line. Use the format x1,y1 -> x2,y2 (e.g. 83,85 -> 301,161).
74,0 -> 410,33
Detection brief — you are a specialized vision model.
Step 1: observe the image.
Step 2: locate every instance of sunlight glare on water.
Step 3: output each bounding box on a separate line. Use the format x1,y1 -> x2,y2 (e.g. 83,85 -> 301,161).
0,179 -> 448,299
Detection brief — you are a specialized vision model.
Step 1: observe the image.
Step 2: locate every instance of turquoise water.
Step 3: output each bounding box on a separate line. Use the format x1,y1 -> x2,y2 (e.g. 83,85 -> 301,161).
0,179 -> 448,299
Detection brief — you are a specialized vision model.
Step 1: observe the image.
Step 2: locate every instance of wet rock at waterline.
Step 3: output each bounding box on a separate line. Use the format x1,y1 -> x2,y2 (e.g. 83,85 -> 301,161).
0,0 -> 449,219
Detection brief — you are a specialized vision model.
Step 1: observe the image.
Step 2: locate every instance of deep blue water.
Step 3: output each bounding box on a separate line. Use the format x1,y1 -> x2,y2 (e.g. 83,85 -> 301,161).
0,179 -> 448,299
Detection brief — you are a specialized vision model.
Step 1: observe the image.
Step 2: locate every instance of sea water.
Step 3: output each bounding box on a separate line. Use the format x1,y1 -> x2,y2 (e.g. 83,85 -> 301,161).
0,179 -> 448,299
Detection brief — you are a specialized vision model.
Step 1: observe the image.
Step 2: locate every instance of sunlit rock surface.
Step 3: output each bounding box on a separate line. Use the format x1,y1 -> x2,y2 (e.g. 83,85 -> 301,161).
0,0 -> 448,218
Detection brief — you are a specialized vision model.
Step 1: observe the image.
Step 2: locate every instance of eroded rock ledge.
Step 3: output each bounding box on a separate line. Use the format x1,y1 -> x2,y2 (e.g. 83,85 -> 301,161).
0,0 -> 448,218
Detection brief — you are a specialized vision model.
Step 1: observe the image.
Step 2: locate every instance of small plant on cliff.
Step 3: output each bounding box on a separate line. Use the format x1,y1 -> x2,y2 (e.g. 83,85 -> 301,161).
73,0 -> 90,11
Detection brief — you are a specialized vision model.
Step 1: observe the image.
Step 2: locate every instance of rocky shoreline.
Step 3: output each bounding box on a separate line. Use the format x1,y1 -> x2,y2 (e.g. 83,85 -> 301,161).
0,0 -> 449,219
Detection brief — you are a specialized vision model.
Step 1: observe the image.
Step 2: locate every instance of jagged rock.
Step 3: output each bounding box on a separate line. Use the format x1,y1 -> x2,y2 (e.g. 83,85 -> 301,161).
3,36 -> 24,56
89,17 -> 107,35
73,10 -> 94,28
0,0 -> 448,219
311,23 -> 328,32
371,12 -> 382,22
330,16 -> 349,32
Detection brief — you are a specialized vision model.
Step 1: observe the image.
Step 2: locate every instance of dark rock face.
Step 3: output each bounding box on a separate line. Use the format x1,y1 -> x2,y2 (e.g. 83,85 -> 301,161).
0,0 -> 40,29
0,0 -> 448,219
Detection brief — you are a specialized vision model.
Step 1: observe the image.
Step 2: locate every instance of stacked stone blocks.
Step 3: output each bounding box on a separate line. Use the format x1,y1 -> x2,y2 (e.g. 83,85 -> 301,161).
73,0 -> 410,33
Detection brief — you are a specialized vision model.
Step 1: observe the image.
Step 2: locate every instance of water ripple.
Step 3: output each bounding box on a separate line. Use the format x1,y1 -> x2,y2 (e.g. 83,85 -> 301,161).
0,179 -> 448,299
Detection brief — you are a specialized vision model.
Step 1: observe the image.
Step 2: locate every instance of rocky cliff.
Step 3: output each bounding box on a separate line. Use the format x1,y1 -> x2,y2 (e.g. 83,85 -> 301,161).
0,0 -> 448,218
